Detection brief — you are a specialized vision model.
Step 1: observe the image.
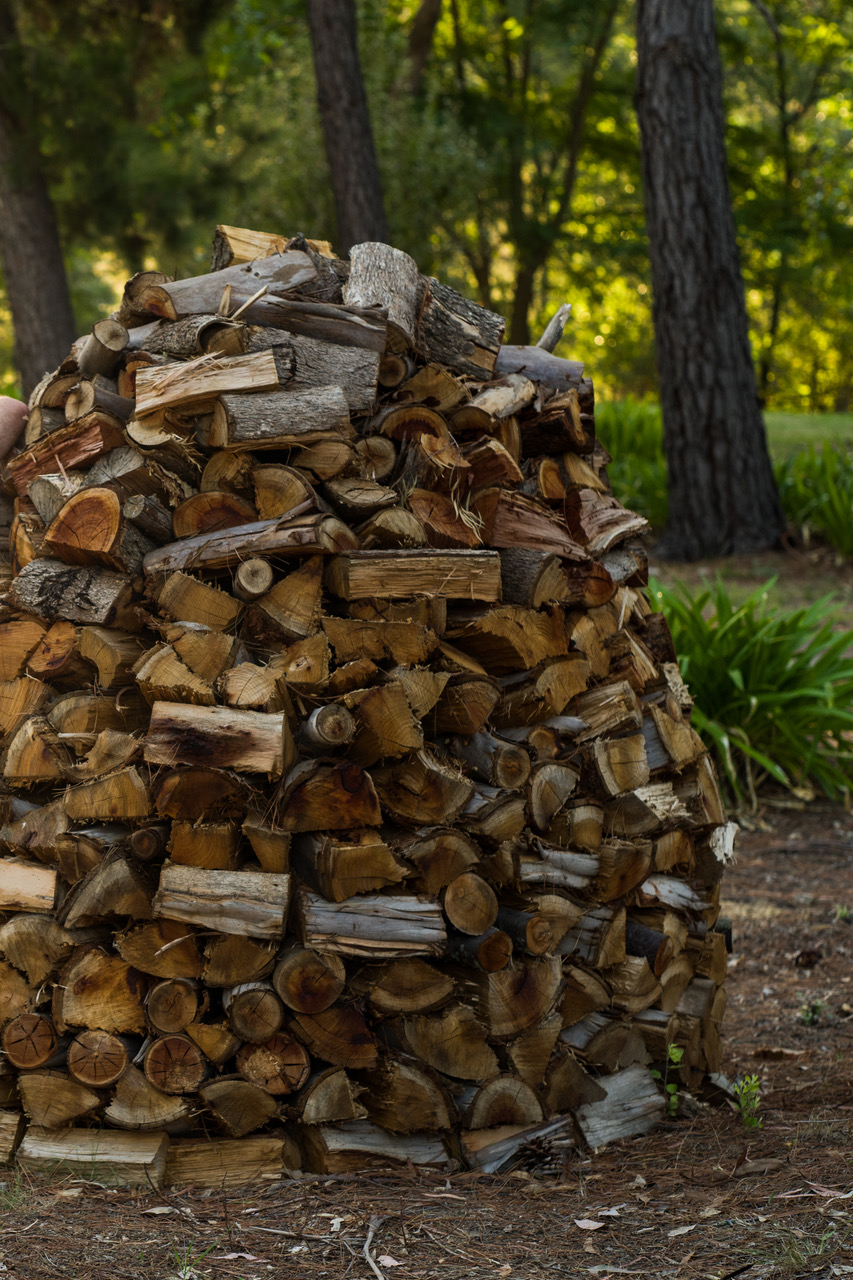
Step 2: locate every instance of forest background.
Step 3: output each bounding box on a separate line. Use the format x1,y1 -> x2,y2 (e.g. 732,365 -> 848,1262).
0,0 -> 851,415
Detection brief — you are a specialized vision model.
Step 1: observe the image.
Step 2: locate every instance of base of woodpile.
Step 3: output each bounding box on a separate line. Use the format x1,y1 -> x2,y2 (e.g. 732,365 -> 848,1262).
0,225 -> 734,1186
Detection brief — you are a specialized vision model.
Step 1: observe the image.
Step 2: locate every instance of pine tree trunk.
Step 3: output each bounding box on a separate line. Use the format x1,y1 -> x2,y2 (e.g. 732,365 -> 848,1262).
307,0 -> 389,252
634,0 -> 785,559
0,103 -> 76,397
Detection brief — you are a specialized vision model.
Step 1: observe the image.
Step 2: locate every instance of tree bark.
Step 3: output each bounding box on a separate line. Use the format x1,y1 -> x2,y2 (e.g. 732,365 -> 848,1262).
634,0 -> 784,558
307,0 -> 389,253
0,99 -> 76,397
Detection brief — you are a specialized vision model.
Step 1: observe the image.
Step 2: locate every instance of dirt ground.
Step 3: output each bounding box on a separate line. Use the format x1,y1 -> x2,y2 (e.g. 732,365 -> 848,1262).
0,802 -> 850,1280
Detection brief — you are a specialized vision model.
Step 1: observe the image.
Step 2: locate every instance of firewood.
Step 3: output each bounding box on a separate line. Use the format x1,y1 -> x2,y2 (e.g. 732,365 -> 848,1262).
78,626 -> 145,689
134,643 -> 216,706
168,821 -> 241,870
203,934 -> 278,985
491,654 -> 590,728
295,1067 -> 365,1125
134,350 -> 279,419
223,982 -> 284,1043
573,1064 -> 664,1148
60,854 -> 151,929
53,948 -> 148,1034
343,242 -> 422,348
6,414 -> 126,497
0,617 -> 47,682
104,1062 -> 193,1131
152,767 -> 247,820
363,959 -> 454,1015
250,555 -> 324,641
27,470 -> 85,524
147,978 -> 201,1035
235,1033 -> 311,1095
0,676 -> 52,739
441,872 -> 498,936
275,760 -> 381,832
66,1029 -> 133,1088
290,1004 -> 378,1071
206,386 -> 351,450
64,766 -> 150,821
251,332 -> 380,414
185,1020 -> 241,1066
296,887 -> 446,959
373,750 -> 473,826
327,549 -> 501,603
0,958 -> 35,1027
167,1134 -> 299,1187
565,489 -> 649,553
153,866 -> 290,940
2,1012 -> 65,1069
301,1121 -> 448,1174
272,945 -> 346,1014
0,914 -> 74,985
559,905 -> 626,969
2,716 -> 70,785
466,1074 -> 543,1129
77,318 -> 129,378
145,702 -> 289,776
448,731 -> 531,791
143,1033 -> 208,1093
247,297 -> 388,353
216,663 -> 282,712
198,1079 -> 279,1137
211,224 -> 288,268
418,277 -> 505,377
241,812 -> 291,873
0,860 -> 58,912
446,925 -> 513,972
474,489 -> 588,560
322,614 -> 440,665
361,1060 -> 454,1133
392,1005 -> 498,1080
232,557 -> 275,601
18,1126 -> 169,1188
10,560 -> 137,627
292,830 -> 407,902
115,918 -> 203,980
145,512 -> 356,576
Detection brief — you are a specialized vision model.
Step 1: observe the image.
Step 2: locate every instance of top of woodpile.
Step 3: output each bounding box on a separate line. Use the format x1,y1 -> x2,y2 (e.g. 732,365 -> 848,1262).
0,224 -> 733,1188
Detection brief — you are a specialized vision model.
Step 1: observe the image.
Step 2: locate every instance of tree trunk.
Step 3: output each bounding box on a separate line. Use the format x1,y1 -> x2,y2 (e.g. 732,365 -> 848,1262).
634,0 -> 784,558
0,103 -> 76,397
307,0 -> 389,253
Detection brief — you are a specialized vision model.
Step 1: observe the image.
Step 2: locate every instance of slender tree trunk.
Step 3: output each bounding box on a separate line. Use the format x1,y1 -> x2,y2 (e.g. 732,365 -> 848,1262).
0,103 -> 76,397
635,0 -> 784,560
307,0 -> 390,254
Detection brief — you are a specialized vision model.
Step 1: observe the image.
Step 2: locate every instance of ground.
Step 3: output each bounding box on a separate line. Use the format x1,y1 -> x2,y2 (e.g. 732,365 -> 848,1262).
2,545 -> 852,1280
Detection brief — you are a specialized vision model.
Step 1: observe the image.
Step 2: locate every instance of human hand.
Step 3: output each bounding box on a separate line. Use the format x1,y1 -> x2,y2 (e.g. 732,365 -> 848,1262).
0,397 -> 28,462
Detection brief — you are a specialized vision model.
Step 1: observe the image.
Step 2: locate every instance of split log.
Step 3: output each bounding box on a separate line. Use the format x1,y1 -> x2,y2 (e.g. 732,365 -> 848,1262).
446,925 -> 513,972
206,386 -> 352,450
199,1078 -> 279,1137
0,914 -> 74,985
153,866 -> 290,939
326,549 -> 502,602
292,830 -> 407,901
372,750 -> 474,826
10,560 -> 137,627
392,1005 -> 498,1081
155,570 -> 243,631
114,918 -> 203,980
296,1067 -> 365,1125
165,1135 -> 298,1187
146,978 -> 201,1035
145,702 -> 290,776
135,251 -> 319,321
290,1005 -> 378,1071
18,1127 -> 169,1188
203,934 -> 278,986
134,350 -> 279,418
104,1063 -> 193,1131
363,959 -> 454,1016
301,1121 -> 448,1174
295,888 -> 446,959
418,277 -> 505,377
275,760 -> 381,831
361,1060 -> 454,1133
343,242 -> 421,347
573,1063 -> 664,1148
144,512 -> 356,576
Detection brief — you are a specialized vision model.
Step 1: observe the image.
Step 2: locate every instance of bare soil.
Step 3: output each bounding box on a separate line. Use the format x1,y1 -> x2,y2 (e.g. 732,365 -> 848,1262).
0,805 -> 851,1280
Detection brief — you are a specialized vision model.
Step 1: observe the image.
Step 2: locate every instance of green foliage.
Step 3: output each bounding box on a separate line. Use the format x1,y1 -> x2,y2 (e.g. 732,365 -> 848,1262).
652,576 -> 853,806
799,999 -> 826,1025
650,1043 -> 684,1117
733,1074 -> 763,1131
774,442 -> 853,559
595,397 -> 668,529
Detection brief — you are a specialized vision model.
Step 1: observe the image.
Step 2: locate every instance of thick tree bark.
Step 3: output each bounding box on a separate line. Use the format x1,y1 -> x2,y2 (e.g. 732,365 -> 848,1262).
0,102 -> 76,397
307,0 -> 390,254
635,0 -> 784,559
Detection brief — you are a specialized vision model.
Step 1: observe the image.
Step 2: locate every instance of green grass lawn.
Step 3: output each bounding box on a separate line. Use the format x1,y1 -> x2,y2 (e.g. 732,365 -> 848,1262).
764,410 -> 853,458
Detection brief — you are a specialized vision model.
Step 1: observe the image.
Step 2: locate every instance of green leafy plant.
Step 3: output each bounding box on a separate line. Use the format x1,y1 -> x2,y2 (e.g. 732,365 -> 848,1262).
651,576 -> 853,806
650,1043 -> 684,1116
596,398 -> 669,530
799,999 -> 825,1026
835,904 -> 851,923
733,1074 -> 763,1131
775,442 -> 853,560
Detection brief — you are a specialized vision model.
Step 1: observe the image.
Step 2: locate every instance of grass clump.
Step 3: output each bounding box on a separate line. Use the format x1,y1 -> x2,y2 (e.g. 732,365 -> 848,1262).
596,398 -> 668,530
774,441 -> 853,560
652,576 -> 853,806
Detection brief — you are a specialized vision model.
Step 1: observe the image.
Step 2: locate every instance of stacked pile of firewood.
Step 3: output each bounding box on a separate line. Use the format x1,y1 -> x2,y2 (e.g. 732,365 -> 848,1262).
0,227 -> 733,1188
